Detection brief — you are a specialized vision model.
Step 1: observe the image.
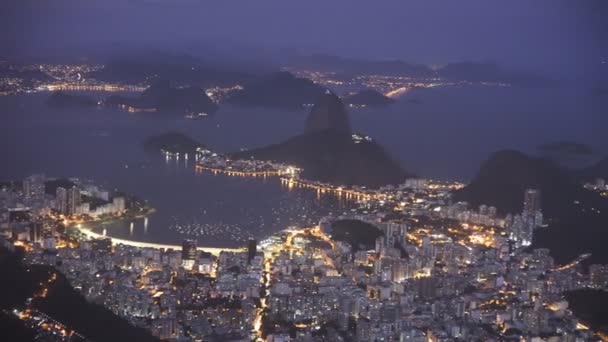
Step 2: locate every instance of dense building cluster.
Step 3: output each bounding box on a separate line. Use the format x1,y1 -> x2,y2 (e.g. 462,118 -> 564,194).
2,172 -> 607,341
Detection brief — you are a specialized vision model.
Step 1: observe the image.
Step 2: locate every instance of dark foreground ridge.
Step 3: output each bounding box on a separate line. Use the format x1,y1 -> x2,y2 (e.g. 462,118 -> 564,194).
455,150 -> 608,264
0,247 -> 159,342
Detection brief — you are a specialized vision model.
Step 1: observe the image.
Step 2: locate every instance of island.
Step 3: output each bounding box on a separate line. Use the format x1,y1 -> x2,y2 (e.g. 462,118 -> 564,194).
226,71 -> 326,109
103,80 -> 218,116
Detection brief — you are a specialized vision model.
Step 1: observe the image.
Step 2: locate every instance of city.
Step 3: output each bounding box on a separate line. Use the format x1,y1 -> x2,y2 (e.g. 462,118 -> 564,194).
1,1 -> 607,341
2,162 -> 607,340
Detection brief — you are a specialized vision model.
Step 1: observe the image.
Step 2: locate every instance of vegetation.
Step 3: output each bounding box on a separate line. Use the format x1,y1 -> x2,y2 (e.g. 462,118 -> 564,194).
0,247 -> 159,342
330,219 -> 383,252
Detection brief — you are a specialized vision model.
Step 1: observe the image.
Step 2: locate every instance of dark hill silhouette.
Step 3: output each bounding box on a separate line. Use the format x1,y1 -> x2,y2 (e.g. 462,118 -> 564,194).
231,92 -> 408,187
576,157 -> 608,182
330,219 -> 383,252
227,71 -> 326,109
343,89 -> 395,107
0,247 -> 159,342
104,80 -> 217,115
90,59 -> 248,87
453,150 -> 578,216
454,150 -> 608,264
232,129 -> 407,188
305,91 -> 351,134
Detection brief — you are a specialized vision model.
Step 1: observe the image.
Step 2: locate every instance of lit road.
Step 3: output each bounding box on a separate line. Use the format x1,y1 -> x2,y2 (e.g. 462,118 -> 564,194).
75,225 -> 244,256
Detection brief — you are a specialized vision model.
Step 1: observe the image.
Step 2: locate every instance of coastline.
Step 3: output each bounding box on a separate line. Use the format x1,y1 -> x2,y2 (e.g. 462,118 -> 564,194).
73,224 -> 244,256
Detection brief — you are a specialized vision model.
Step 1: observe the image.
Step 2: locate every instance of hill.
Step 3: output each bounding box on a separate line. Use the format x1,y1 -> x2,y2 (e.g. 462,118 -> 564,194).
454,150 -> 608,264
288,54 -> 434,77
0,247 -> 159,342
576,157 -> 608,182
231,91 -> 408,187
226,71 -> 326,109
453,150 -> 578,216
343,89 -> 395,107
104,80 -> 218,115
90,58 -> 248,87
330,219 -> 383,252
232,129 -> 407,188
305,91 -> 351,134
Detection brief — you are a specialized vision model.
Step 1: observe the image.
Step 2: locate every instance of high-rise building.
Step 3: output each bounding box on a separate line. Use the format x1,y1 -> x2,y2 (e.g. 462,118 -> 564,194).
182,239 -> 197,261
55,187 -> 68,214
67,186 -> 81,215
23,174 -> 46,199
247,239 -> 257,264
523,189 -> 541,217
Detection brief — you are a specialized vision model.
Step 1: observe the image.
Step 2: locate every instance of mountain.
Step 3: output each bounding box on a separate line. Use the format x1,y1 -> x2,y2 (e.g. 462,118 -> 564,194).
144,132 -> 204,155
454,150 -> 585,216
232,94 -> 407,187
0,247 -> 159,342
454,150 -> 608,264
104,80 -> 218,115
305,91 -> 351,134
437,62 -> 553,86
90,58 -> 249,87
47,91 -> 97,109
288,54 -> 434,77
232,129 -> 407,188
343,89 -> 395,107
576,157 -> 608,182
226,71 -> 326,109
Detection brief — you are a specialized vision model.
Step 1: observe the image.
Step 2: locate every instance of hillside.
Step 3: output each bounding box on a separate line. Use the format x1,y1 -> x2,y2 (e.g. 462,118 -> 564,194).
232,129 -> 408,188
0,247 -> 159,342
226,71 -> 326,109
305,91 -> 351,134
454,150 -> 608,264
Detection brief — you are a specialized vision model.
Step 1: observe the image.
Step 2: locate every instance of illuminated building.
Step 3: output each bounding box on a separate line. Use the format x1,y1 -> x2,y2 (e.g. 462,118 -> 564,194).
55,187 -> 68,214
23,174 -> 46,199
523,189 -> 541,218
181,239 -> 197,269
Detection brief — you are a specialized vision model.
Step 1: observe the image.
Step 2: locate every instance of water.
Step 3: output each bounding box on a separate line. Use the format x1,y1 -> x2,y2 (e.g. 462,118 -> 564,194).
1,85 -> 605,246
0,93 -> 346,247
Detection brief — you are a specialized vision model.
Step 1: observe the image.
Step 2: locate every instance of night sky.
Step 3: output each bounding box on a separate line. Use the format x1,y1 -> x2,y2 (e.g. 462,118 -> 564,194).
2,0 -> 607,78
